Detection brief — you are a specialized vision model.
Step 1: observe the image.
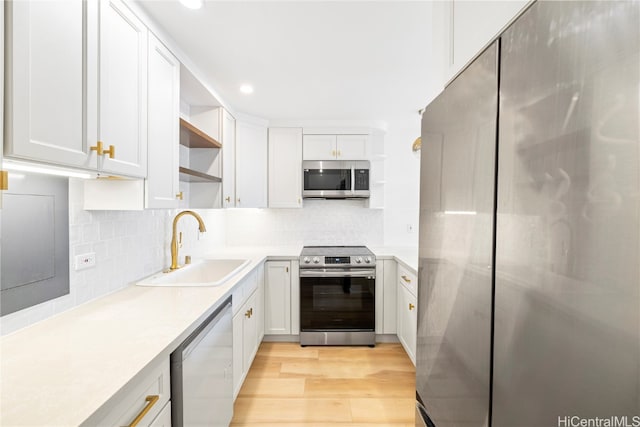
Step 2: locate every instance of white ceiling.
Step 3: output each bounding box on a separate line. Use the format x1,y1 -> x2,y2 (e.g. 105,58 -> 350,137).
135,1 -> 433,123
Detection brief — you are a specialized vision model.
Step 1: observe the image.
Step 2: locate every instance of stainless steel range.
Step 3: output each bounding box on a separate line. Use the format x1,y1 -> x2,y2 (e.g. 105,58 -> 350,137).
299,246 -> 376,346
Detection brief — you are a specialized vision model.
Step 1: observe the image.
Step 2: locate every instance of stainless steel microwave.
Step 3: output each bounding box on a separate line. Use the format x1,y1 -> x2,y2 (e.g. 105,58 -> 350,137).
302,160 -> 370,199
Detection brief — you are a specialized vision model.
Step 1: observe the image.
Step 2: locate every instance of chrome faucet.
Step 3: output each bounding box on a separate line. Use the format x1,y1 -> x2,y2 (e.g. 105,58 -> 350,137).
170,210 -> 207,271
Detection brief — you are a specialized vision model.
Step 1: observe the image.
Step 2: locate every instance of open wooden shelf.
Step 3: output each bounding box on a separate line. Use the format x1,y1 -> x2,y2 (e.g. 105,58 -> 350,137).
179,167 -> 222,183
179,118 -> 222,149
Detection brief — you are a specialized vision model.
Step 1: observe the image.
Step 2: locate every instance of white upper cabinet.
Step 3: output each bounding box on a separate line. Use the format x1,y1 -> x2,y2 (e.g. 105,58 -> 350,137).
6,0 -> 150,179
236,120 -> 268,208
268,128 -> 302,208
433,0 -> 529,87
302,134 -> 369,160
146,34 -> 180,208
97,0 -> 148,178
221,109 -> 236,207
302,135 -> 335,160
336,135 -> 369,160
5,0 -> 95,169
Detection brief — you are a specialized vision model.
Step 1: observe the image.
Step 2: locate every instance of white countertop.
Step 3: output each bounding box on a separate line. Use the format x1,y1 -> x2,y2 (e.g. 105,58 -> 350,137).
369,246 -> 418,272
0,245 -> 414,426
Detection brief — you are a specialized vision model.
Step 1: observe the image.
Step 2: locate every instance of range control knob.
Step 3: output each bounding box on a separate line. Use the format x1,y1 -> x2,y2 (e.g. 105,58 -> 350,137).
364,256 -> 372,264
355,256 -> 363,264
303,257 -> 311,264
312,257 -> 320,264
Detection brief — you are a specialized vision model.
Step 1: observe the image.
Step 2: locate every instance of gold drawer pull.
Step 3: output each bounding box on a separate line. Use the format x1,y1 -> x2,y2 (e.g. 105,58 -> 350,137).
225,196 -> 231,203
245,309 -> 251,318
409,303 -> 415,311
401,275 -> 412,283
176,191 -> 183,200
128,395 -> 159,427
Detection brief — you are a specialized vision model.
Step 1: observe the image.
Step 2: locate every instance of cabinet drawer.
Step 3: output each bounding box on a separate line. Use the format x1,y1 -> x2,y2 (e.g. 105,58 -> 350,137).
95,357 -> 170,427
398,264 -> 417,297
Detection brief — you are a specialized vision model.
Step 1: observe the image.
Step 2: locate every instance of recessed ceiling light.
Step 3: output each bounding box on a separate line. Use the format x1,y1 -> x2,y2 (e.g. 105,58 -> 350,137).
179,0 -> 203,10
240,84 -> 254,94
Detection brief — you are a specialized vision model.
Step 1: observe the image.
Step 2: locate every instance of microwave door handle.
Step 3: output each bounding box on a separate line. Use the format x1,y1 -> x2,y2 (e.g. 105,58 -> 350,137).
351,166 -> 355,195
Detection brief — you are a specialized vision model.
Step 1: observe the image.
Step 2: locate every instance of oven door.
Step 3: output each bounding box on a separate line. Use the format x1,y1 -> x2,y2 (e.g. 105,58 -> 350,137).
299,268 -> 375,331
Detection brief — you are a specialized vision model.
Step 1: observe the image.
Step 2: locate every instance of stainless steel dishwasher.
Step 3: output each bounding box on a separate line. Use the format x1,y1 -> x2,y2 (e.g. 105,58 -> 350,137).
171,297 -> 233,427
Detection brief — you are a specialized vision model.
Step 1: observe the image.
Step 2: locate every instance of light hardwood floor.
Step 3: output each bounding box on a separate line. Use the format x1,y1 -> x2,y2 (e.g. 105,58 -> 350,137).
230,342 -> 416,426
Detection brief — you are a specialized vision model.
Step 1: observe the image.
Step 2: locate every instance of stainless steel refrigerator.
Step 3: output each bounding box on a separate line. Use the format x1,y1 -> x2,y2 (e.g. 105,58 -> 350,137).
416,1 -> 640,426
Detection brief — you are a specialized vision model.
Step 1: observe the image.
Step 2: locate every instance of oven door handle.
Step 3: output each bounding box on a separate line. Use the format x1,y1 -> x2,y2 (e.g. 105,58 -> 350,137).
299,268 -> 376,278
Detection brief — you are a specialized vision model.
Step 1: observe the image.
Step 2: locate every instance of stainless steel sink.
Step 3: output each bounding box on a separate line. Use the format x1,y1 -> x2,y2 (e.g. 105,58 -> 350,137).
136,259 -> 250,287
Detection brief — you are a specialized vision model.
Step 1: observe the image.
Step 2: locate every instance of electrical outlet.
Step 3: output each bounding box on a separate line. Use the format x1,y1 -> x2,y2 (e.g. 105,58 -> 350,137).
75,252 -> 96,270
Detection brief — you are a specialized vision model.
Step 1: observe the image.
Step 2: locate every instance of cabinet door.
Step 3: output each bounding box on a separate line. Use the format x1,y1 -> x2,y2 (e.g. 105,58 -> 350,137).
383,260 -> 398,334
336,135 -> 369,160
146,34 -> 180,208
149,402 -> 171,427
5,0 -> 95,169
264,261 -> 291,334
397,283 -> 417,365
98,0 -> 148,178
243,291 -> 259,372
232,309 -> 244,398
268,128 -> 302,208
256,263 -> 265,341
433,0 -> 528,86
302,134 -> 336,160
236,120 -> 267,208
222,109 -> 236,207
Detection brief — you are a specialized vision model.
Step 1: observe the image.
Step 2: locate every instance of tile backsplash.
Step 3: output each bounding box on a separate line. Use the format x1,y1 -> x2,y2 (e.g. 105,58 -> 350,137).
1,189 -> 381,335
224,199 -> 384,247
0,179 -> 225,335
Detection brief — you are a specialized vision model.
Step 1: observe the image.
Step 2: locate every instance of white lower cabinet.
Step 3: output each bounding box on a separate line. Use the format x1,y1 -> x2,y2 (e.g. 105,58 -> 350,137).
264,261 -> 292,334
397,265 -> 418,366
149,402 -> 171,427
232,266 -> 264,399
89,357 -> 171,427
375,259 -> 398,334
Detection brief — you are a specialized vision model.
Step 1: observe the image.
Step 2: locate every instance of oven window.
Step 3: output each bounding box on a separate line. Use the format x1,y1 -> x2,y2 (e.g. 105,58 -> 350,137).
300,276 -> 375,331
304,169 -> 351,190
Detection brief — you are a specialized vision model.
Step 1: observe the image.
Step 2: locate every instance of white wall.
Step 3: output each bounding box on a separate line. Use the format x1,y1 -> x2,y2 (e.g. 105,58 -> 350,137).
0,179 -> 226,336
383,116 -> 422,247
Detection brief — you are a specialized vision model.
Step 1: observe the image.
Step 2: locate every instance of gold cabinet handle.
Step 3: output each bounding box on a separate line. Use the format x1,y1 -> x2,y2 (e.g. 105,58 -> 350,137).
409,303 -> 415,311
237,198 -> 241,204
0,170 -> 8,191
90,141 -> 104,155
176,191 -> 183,200
225,196 -> 231,203
337,150 -> 341,157
245,309 -> 251,318
250,307 -> 253,316
286,266 -> 289,273
332,150 -> 336,157
103,144 -> 115,159
90,141 -> 115,158
128,395 -> 159,427
401,275 -> 411,283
